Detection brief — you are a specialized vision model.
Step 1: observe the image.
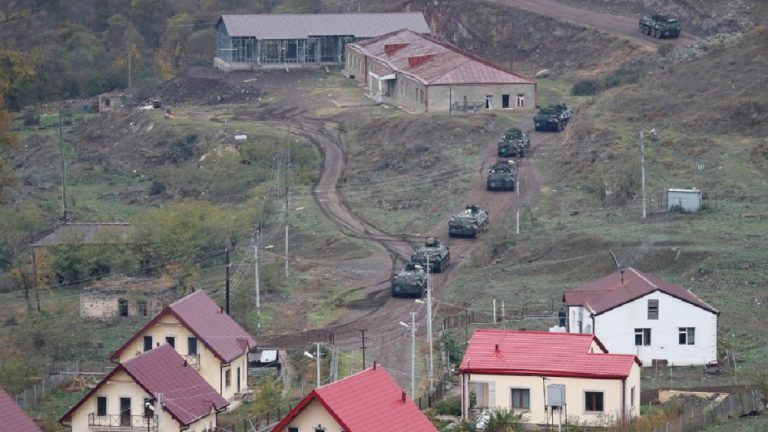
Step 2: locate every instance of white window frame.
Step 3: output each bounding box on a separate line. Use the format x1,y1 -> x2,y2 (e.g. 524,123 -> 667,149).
516,94 -> 525,108
679,327 -> 695,345
635,328 -> 651,346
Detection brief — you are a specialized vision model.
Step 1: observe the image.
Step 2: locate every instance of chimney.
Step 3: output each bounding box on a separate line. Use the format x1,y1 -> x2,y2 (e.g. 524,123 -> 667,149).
495,343 -> 500,352
191,286 -> 196,292
408,53 -> 436,67
220,306 -> 224,314
401,390 -> 406,403
183,360 -> 188,368
373,360 -> 377,370
384,43 -> 409,55
621,269 -> 625,284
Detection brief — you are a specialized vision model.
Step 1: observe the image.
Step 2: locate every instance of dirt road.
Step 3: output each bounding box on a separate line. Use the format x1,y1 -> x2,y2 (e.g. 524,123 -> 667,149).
485,0 -> 700,48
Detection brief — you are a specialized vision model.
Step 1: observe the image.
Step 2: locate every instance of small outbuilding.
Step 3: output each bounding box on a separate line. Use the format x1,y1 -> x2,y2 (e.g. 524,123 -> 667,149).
668,188 -> 702,212
79,277 -> 177,321
98,91 -> 126,112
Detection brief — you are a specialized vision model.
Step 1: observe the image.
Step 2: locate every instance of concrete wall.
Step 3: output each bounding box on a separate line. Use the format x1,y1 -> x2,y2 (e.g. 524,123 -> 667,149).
278,399 -> 342,432
595,291 -> 718,366
345,49 -> 368,84
427,83 -> 536,112
568,306 -> 594,334
668,190 -> 702,211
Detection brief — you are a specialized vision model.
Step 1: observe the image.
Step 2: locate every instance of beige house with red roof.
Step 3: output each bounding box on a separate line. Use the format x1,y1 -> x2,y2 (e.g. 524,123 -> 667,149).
271,364 -> 438,432
563,267 -> 719,367
110,290 -> 256,402
345,29 -> 536,113
0,385 -> 43,432
61,345 -> 228,432
460,330 -> 641,427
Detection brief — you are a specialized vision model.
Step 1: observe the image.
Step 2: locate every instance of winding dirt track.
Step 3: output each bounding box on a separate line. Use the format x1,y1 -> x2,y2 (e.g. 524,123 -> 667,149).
486,0 -> 700,48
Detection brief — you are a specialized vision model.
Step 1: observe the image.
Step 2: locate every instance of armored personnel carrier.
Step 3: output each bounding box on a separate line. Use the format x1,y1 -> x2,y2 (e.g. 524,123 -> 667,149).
391,262 -> 428,297
411,238 -> 450,273
497,128 -> 531,157
487,159 -> 517,191
449,204 -> 490,238
639,14 -> 681,39
534,103 -> 572,132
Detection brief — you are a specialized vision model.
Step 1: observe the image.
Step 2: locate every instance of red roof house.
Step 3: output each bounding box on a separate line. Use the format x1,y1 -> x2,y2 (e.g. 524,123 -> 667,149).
270,365 -> 438,432
0,385 -> 43,432
61,345 -> 228,429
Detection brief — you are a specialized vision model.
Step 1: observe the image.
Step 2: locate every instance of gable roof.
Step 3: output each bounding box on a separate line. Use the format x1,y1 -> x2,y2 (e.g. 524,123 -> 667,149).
460,330 -> 640,379
32,223 -> 135,247
0,386 -> 43,432
218,13 -> 430,39
61,345 -> 228,426
563,267 -> 719,315
270,366 -> 438,432
110,290 -> 256,363
348,29 -> 535,86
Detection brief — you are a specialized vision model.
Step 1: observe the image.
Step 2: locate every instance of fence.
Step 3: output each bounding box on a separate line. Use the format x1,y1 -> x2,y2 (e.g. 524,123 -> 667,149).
442,301 -> 557,332
14,360 -> 113,409
256,328 -> 335,350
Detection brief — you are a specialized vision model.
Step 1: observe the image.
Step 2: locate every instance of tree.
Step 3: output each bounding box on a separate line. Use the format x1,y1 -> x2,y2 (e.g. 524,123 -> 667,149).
131,0 -> 175,47
0,93 -> 18,199
0,207 -> 48,313
0,50 -> 36,111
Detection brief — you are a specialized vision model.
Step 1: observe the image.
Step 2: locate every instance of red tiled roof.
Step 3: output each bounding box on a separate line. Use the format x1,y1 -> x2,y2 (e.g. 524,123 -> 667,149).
349,29 -> 534,86
563,267 -> 719,315
460,330 -> 639,378
270,366 -> 438,432
61,346 -> 228,426
0,386 -> 43,432
111,290 -> 256,363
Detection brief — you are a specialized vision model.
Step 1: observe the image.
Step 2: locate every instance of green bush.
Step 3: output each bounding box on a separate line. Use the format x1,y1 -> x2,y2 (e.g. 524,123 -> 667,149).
604,67 -> 643,89
571,80 -> 599,96
149,180 -> 166,196
434,397 -> 462,416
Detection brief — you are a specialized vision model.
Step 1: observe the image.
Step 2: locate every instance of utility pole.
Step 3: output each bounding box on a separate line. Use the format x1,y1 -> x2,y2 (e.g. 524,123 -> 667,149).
426,256 -> 434,393
32,248 -> 40,312
641,131 -> 647,219
316,342 -> 321,388
409,312 -> 417,400
360,329 -> 367,370
449,87 -> 453,118
502,301 -> 506,330
516,173 -> 520,234
285,136 -> 290,278
225,248 -> 230,314
154,393 -> 162,431
127,44 -> 132,97
254,240 -> 260,333
59,107 -> 67,221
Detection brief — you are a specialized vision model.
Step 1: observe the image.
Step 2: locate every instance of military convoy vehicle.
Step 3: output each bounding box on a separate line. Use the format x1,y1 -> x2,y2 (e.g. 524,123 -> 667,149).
449,204 -> 490,238
534,103 -> 572,132
487,159 -> 517,192
391,262 -> 428,297
497,128 -> 531,157
411,238 -> 450,273
639,14 -> 682,39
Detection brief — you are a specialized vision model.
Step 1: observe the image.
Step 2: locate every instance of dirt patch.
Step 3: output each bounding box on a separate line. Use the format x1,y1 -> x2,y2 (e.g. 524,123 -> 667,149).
158,67 -> 262,106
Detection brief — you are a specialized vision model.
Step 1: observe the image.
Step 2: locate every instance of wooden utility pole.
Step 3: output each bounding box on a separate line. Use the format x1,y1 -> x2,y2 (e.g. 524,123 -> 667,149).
254,240 -> 260,333
360,329 -> 367,371
225,248 -> 230,314
128,44 -> 132,97
59,107 -> 67,220
32,248 -> 40,312
285,137 -> 290,278
641,131 -> 647,219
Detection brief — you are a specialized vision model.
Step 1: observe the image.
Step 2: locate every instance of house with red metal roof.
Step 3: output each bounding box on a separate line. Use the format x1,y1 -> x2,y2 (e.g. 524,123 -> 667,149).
345,29 -> 536,113
61,345 -> 228,432
460,330 -> 641,427
109,289 -> 256,402
0,385 -> 44,432
563,267 -> 719,367
270,364 -> 438,432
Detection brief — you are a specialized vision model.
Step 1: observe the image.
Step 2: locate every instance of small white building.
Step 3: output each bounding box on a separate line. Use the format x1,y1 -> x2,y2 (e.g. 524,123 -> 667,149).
563,267 -> 719,367
668,188 -> 702,211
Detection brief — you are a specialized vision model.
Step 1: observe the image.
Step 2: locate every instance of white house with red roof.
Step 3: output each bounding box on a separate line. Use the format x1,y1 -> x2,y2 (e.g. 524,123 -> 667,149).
345,29 -> 536,113
563,267 -> 719,367
0,385 -> 44,432
110,289 -> 256,402
61,345 -> 228,432
460,330 -> 641,426
270,364 -> 438,432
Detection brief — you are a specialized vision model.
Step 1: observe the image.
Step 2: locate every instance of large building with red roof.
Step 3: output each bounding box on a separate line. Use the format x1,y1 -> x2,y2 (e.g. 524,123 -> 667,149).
0,385 -> 44,432
460,330 -> 640,426
345,29 -> 536,113
61,345 -> 228,432
270,364 -> 438,432
110,289 -> 256,402
563,267 -> 719,366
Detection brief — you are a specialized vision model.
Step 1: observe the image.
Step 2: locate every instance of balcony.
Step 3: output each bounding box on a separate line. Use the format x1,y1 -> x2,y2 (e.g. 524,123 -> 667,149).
88,413 -> 158,431
183,353 -> 201,369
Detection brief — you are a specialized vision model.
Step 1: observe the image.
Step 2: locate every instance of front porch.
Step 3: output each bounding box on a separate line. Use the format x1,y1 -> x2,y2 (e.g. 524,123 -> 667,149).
88,413 -> 158,431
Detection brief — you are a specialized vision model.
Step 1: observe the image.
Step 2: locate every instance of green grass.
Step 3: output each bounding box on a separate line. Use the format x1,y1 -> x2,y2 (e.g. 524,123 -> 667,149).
27,388 -> 89,431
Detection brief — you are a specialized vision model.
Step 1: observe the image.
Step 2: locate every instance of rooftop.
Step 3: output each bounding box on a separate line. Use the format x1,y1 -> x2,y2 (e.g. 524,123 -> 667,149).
460,330 -> 639,378
0,386 -> 43,432
270,365 -> 438,432
218,13 -> 430,39
563,267 -> 718,315
32,223 -> 135,247
349,29 -> 535,86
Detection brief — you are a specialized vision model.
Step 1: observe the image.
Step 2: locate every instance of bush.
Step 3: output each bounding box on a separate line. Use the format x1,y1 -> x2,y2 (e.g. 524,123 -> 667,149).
434,397 -> 462,416
604,67 -> 643,90
571,80 -> 599,96
657,42 -> 676,57
149,180 -> 166,196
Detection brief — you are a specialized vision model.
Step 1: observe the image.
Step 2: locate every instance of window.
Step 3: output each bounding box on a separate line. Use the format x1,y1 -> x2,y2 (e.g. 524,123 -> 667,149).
225,368 -> 231,388
511,388 -> 530,410
517,94 -> 525,108
143,336 -> 153,352
485,95 -> 494,109
648,299 -> 659,319
679,327 -> 695,345
166,336 -> 175,348
137,300 -> 148,316
288,428 -> 299,432
585,391 -> 604,412
97,396 -> 107,416
630,386 -> 636,407
118,299 -> 129,317
143,398 -> 154,418
188,337 -> 198,355
635,328 -> 651,346
502,94 -> 510,108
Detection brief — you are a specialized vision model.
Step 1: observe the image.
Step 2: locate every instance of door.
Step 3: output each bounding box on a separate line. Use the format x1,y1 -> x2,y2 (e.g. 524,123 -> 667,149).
502,94 -> 510,108
485,95 -> 494,109
120,397 -> 131,427
517,94 -> 525,108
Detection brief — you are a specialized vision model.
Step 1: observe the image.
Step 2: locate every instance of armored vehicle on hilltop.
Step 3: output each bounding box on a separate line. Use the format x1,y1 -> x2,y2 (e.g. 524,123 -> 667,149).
497,128 -> 531,157
449,204 -> 489,238
411,238 -> 450,273
639,14 -> 682,39
487,159 -> 517,192
391,262 -> 428,297
534,103 -> 572,132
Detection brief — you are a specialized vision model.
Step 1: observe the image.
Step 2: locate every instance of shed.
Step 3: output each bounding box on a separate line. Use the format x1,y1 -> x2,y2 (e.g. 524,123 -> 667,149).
668,188 -> 702,211
98,91 -> 126,112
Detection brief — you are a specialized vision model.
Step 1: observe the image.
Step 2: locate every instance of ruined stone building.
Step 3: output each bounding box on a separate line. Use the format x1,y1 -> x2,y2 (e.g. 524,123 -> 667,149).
80,278 -> 177,321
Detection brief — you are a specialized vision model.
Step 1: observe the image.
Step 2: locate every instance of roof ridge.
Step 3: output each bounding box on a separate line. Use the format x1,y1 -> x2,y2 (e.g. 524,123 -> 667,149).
628,267 -> 658,290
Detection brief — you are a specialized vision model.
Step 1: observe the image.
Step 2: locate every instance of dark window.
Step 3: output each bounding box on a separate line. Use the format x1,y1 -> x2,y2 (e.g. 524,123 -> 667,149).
166,336 -> 175,348
97,396 -> 107,416
143,398 -> 154,418
143,336 -> 153,352
635,328 -> 651,346
631,386 -> 635,407
118,299 -> 129,317
648,299 -> 659,319
511,388 -> 530,409
502,94 -> 510,108
288,428 -> 299,432
137,300 -> 148,316
679,327 -> 695,345
225,368 -> 232,388
188,337 -> 198,355
585,391 -> 604,412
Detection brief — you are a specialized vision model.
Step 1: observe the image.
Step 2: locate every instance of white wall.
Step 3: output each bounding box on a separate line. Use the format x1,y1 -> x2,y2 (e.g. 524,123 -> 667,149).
594,291 -> 717,366
568,306 -> 594,334
668,191 -> 701,211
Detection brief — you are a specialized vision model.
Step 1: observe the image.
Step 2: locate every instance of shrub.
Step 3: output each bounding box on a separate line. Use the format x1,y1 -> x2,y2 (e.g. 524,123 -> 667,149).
434,397 -> 462,416
571,80 -> 599,96
149,180 -> 166,196
604,67 -> 643,89
657,42 -> 676,57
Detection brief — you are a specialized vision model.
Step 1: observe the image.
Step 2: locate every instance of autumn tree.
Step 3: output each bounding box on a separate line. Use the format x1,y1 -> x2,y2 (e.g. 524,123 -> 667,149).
0,208 -> 50,313
0,93 -> 17,199
0,50 -> 35,111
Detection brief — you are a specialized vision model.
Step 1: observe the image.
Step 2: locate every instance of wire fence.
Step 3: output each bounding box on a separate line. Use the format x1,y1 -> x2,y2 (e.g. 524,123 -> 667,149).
13,360 -> 113,409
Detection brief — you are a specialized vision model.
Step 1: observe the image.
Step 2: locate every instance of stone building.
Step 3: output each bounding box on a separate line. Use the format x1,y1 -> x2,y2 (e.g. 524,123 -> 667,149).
79,278 -> 177,321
